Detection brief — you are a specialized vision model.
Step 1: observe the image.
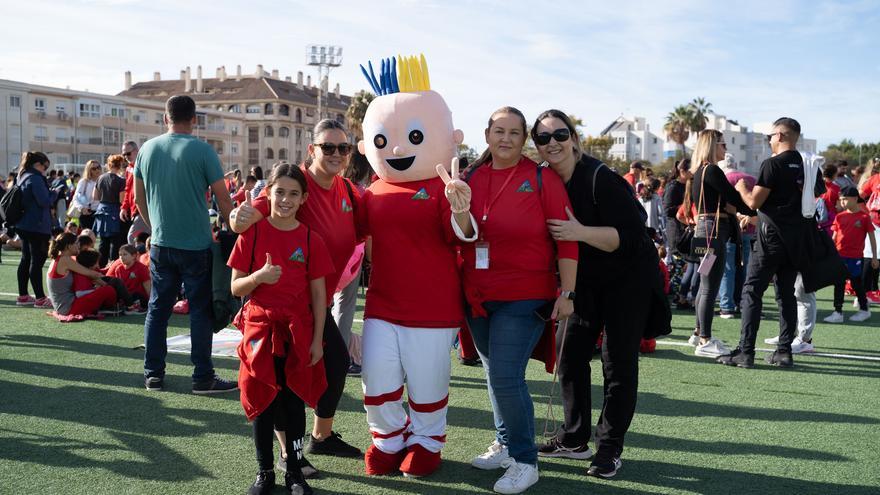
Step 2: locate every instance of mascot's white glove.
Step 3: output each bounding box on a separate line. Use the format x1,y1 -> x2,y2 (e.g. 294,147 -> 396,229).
436,157 -> 471,214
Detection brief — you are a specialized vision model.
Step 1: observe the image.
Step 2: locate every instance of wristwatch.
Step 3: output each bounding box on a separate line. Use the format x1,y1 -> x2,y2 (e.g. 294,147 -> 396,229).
561,290 -> 576,301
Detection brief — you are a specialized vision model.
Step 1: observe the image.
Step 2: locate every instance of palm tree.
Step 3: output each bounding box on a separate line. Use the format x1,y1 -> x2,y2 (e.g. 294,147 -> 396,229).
345,90 -> 375,140
664,105 -> 695,159
688,97 -> 713,132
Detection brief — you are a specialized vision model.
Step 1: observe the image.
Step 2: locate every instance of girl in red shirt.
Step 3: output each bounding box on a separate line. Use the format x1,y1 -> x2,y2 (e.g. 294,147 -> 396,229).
459,107 -> 577,494
228,164 -> 334,495
45,232 -> 116,317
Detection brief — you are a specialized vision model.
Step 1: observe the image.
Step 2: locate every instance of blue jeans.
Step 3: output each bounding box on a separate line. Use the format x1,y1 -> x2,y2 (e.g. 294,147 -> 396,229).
143,245 -> 215,382
467,299 -> 547,465
719,234 -> 752,312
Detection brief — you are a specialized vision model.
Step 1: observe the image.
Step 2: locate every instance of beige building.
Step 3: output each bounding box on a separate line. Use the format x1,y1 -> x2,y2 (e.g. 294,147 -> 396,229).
118,64 -> 351,170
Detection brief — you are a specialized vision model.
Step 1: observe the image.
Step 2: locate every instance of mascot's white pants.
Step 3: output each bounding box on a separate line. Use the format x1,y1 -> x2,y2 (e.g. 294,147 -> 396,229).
361,318 -> 457,454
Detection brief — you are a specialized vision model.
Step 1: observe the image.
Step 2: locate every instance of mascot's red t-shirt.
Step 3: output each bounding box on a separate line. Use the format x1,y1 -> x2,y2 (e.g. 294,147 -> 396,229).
357,176 -> 463,328
253,167 -> 360,305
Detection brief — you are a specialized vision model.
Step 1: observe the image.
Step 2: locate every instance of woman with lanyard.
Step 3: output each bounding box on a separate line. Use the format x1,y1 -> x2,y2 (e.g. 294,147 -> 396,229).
230,119 -> 362,478
683,130 -> 752,358
72,160 -> 101,230
14,151 -> 54,309
532,109 -> 660,479
460,106 -> 577,495
93,154 -> 126,267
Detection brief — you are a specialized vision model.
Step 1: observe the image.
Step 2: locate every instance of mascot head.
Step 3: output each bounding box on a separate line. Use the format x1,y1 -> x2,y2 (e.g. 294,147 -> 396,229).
357,55 -> 463,183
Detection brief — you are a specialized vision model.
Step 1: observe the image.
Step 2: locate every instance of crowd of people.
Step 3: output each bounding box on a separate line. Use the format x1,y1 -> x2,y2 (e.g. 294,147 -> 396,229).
3,92 -> 880,495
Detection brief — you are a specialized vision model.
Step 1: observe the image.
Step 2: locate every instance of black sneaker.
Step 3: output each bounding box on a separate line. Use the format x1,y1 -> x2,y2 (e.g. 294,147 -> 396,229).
458,356 -> 482,367
305,431 -> 362,458
277,455 -> 321,479
144,376 -> 163,391
716,348 -> 754,369
587,456 -> 622,478
537,436 -> 593,459
247,470 -> 275,495
284,468 -> 313,495
192,375 -> 238,395
765,350 -> 794,368
347,363 -> 362,377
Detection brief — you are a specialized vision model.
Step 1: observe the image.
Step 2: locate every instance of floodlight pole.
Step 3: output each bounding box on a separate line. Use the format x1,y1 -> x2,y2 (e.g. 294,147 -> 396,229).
306,44 -> 343,122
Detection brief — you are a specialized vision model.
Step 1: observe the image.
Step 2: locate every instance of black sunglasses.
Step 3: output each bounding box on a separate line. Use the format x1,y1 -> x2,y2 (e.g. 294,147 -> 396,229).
314,143 -> 352,156
534,128 -> 571,146
122,151 -> 133,157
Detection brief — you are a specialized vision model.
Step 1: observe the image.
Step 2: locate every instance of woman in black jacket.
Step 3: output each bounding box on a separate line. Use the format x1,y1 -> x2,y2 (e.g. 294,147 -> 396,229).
14,151 -> 54,308
532,109 -> 661,479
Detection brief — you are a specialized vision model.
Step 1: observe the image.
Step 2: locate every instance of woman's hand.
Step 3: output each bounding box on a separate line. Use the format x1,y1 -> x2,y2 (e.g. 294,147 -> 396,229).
436,158 -> 472,214
547,208 -> 584,242
253,254 -> 282,285
309,339 -> 324,366
551,295 -> 574,320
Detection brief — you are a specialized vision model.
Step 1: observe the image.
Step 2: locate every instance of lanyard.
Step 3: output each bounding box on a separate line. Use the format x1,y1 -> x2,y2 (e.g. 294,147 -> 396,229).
481,164 -> 519,224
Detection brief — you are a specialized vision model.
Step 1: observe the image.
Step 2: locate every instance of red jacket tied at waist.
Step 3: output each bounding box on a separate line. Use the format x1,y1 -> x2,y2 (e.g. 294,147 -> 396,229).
236,301 -> 327,420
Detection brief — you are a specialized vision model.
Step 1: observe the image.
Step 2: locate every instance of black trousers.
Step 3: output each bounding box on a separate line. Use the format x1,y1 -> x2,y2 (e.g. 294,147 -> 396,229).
254,357 -> 306,471
738,227 -> 798,353
98,233 -> 126,268
833,259 -> 868,311
315,311 -> 350,419
862,258 -> 879,292
556,279 -> 649,458
18,230 -> 50,299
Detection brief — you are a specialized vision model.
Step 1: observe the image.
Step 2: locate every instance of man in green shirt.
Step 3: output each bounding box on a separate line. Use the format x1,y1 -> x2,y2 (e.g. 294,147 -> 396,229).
135,95 -> 235,393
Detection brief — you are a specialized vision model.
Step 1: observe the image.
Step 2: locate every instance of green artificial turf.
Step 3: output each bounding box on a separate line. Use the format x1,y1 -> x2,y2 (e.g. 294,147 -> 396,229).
0,250 -> 878,494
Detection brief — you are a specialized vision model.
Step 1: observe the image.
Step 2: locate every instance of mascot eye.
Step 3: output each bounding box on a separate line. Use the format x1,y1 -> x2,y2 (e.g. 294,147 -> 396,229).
374,134 -> 387,149
409,130 -> 424,145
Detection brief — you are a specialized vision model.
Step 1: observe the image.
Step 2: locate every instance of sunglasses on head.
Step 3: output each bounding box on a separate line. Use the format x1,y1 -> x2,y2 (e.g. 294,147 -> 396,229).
315,142 -> 352,156
533,128 -> 571,146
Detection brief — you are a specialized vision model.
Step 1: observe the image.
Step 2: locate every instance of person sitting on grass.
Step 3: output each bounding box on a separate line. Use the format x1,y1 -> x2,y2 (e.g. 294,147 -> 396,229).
79,228 -> 97,245
46,232 -> 117,317
228,163 -> 333,495
73,248 -> 143,315
106,244 -> 151,314
76,234 -> 95,252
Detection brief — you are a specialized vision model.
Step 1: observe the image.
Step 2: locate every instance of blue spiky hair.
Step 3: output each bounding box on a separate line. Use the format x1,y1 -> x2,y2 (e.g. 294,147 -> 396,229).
360,54 -> 431,95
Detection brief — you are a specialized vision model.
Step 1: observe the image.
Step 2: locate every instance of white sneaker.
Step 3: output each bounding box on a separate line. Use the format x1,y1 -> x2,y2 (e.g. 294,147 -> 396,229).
823,311 -> 844,323
687,334 -> 700,346
850,310 -> 871,322
472,441 -> 511,470
764,335 -> 780,345
853,298 -> 860,308
791,339 -> 815,354
694,337 -> 731,357
493,459 -> 539,494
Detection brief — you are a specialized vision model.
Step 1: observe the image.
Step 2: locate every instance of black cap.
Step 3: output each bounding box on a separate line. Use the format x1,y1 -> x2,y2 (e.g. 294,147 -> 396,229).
840,186 -> 865,202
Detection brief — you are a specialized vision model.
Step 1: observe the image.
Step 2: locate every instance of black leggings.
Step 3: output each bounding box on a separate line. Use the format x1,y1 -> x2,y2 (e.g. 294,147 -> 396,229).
98,233 -> 126,268
863,258 -> 879,292
101,276 -> 147,307
315,311 -> 350,419
18,230 -> 49,299
254,357 -> 306,471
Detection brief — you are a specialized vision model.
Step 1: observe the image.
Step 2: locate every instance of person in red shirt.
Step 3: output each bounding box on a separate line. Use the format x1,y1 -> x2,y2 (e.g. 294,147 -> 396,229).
228,164 -> 333,495
120,141 -> 152,244
231,175 -> 257,205
622,161 -> 645,189
820,162 -> 841,234
458,107 -> 576,493
107,244 -> 151,310
824,186 -> 878,323
230,120 -> 363,473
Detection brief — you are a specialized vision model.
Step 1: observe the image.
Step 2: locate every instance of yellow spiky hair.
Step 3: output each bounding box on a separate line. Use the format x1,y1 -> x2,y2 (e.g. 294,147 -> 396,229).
397,54 -> 431,92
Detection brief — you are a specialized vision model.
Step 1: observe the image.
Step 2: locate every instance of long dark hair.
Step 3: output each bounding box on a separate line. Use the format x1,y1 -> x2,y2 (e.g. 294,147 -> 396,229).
49,232 -> 77,259
18,151 -> 49,177
530,109 -> 582,157
468,106 -> 527,174
267,162 -> 307,193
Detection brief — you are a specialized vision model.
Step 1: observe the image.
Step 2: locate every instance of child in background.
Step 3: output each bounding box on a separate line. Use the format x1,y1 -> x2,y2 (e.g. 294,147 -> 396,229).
46,233 -> 116,317
106,244 -> 151,313
823,186 -> 879,323
76,234 -> 95,252
228,164 -> 333,495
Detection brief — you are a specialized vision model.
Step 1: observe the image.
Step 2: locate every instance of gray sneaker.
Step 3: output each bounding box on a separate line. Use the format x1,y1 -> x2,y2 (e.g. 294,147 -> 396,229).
144,376 -> 163,391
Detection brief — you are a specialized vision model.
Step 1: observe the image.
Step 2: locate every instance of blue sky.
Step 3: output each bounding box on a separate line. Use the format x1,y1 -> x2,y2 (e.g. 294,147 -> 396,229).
3,0 -> 878,150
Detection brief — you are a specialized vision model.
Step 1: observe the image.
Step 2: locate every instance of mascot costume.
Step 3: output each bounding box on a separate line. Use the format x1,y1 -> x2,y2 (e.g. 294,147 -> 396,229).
356,55 -> 478,477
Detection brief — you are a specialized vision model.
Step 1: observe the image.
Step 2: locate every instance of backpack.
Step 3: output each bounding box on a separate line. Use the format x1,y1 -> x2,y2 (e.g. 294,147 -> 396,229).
0,178 -> 24,226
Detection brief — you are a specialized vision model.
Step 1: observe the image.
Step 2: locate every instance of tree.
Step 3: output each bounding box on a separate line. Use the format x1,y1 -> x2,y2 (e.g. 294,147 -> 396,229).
457,144 -> 479,164
583,135 -> 613,161
821,139 -> 880,168
664,105 -> 695,160
345,90 -> 375,140
688,97 -> 712,132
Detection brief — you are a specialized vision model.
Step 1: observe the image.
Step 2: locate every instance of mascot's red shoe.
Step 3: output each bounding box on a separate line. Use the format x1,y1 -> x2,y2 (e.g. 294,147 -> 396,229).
365,444 -> 406,476
400,443 -> 441,478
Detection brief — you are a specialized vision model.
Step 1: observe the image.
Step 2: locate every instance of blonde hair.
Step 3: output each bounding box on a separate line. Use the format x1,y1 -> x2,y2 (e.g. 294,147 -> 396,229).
691,130 -> 723,167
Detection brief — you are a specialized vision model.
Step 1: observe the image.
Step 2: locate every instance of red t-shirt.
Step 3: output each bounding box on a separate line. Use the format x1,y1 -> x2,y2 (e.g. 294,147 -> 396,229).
357,177 -> 462,328
228,219 -> 334,327
232,187 -> 248,204
461,159 -> 578,308
822,179 -> 840,218
253,167 -> 360,303
72,272 -> 94,295
139,253 -> 150,267
107,259 -> 151,298
832,210 -> 874,258
121,165 -> 138,217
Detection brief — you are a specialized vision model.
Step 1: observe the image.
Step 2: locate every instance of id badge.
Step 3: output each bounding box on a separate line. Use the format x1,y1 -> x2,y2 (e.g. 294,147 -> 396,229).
697,250 -> 716,276
475,241 -> 490,270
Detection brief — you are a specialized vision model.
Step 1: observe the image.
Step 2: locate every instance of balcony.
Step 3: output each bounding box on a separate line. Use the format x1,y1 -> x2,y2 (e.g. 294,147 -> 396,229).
205,123 -> 226,132
76,137 -> 103,145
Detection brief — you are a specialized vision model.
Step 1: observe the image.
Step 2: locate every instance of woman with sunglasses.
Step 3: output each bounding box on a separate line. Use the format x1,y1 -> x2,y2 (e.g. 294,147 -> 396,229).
230,119 -> 362,478
462,106 -> 577,494
533,109 -> 661,479
72,160 -> 102,230
683,130 -> 752,358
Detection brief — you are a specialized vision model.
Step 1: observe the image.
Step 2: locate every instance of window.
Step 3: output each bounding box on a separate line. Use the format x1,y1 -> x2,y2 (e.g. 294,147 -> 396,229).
228,104 -> 241,113
266,148 -> 274,160
55,127 -> 69,143
295,108 -> 302,122
196,113 -> 207,129
79,103 -> 100,118
636,138 -> 641,144
246,105 -> 261,114
103,127 -> 122,145
248,149 -> 259,164
9,95 -> 20,108
296,151 -> 302,164
306,108 -> 315,117
279,104 -> 289,116
653,138 -> 658,144
34,126 -> 48,141
34,98 -> 46,112
336,113 -> 344,124
155,112 -> 163,124
264,103 -> 274,115
105,105 -> 125,117
279,148 -> 288,160
248,127 -> 259,144
264,126 -> 274,137
231,143 -> 239,155
295,128 -> 302,145
731,136 -> 736,144
279,126 -> 289,138
55,102 -> 67,114
230,125 -> 239,136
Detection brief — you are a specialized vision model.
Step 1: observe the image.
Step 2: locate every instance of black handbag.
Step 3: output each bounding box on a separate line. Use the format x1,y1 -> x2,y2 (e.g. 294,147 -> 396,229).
801,220 -> 848,293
